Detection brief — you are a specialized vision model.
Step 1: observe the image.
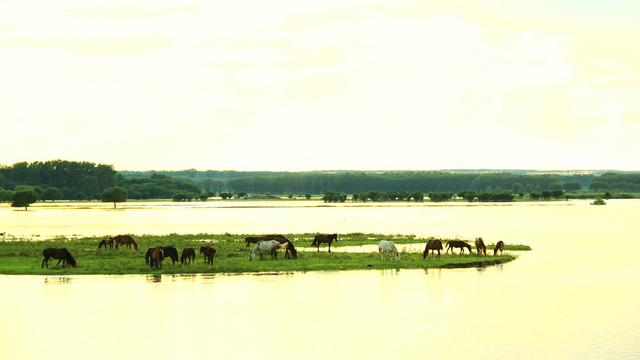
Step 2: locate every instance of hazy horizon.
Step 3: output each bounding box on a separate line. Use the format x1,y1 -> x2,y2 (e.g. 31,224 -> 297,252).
2,1 -> 639,171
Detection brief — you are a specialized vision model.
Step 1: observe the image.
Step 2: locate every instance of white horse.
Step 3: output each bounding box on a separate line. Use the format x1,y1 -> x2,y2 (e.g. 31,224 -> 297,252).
249,240 -> 281,261
378,240 -> 400,261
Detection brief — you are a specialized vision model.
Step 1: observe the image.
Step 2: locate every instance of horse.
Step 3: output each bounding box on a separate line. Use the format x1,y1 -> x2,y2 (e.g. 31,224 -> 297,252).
475,237 -> 487,256
249,240 -> 281,261
245,236 -> 262,247
311,233 -> 338,252
181,248 -> 196,265
378,240 -> 400,261
494,240 -> 505,256
200,245 -> 216,265
41,248 -> 77,268
114,234 -> 138,250
160,246 -> 179,265
445,240 -> 472,254
245,234 -> 287,247
98,237 -> 114,249
149,247 -> 164,269
276,240 -> 298,259
423,239 -> 443,260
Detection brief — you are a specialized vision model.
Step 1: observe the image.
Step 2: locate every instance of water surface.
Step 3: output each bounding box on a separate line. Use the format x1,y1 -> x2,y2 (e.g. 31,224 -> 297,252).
1,200 -> 639,359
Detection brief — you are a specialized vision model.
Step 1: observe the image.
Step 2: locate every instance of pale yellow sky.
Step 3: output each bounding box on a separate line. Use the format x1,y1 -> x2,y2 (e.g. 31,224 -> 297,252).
1,0 -> 639,171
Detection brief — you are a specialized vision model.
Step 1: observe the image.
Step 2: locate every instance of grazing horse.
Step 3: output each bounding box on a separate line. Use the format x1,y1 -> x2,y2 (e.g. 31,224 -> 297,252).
245,236 -> 262,247
98,237 -> 114,249
378,240 -> 400,261
311,233 -> 338,252
446,240 -> 472,254
160,246 -> 179,265
475,237 -> 487,256
245,234 -> 287,247
423,239 -> 443,260
200,246 -> 216,265
181,248 -> 196,265
276,240 -> 298,259
41,248 -> 77,268
494,240 -> 505,256
149,247 -> 164,269
114,235 -> 139,250
249,240 -> 280,261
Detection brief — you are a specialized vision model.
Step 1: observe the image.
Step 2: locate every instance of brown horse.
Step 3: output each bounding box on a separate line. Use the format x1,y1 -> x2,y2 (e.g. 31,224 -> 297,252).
245,234 -> 287,247
475,237 -> 487,256
41,248 -> 77,268
181,248 -> 196,265
114,235 -> 138,250
494,240 -> 505,256
311,233 -> 338,252
150,247 -> 164,269
200,245 -> 216,265
423,239 -> 443,260
98,237 -> 114,249
446,240 -> 472,254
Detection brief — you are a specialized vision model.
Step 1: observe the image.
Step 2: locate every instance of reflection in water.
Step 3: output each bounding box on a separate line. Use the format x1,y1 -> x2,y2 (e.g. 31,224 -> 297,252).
146,274 -> 162,283
43,276 -> 72,285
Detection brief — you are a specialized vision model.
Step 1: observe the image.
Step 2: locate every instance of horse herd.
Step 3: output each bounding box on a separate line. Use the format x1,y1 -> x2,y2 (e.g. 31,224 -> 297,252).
379,237 -> 505,261
40,233 -> 505,269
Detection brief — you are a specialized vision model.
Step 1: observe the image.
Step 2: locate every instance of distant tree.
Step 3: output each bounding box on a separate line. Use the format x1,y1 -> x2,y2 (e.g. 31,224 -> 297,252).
219,192 -> 233,200
458,190 -> 477,202
604,191 -> 612,200
411,192 -> 424,202
512,183 -> 524,194
428,192 -> 453,202
198,193 -> 209,201
172,191 -> 196,202
237,192 -> 247,199
551,190 -> 564,199
529,192 -> 541,200
40,187 -> 63,202
11,189 -> 38,210
562,182 -> 582,192
100,186 -> 128,208
305,193 -> 311,200
0,189 -> 13,202
76,192 -> 88,201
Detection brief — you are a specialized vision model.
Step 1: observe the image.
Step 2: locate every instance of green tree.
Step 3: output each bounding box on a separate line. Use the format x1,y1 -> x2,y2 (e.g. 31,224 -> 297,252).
40,187 -> 63,202
563,182 -> 582,192
0,188 -> 13,202
11,189 -> 38,210
100,186 -> 128,208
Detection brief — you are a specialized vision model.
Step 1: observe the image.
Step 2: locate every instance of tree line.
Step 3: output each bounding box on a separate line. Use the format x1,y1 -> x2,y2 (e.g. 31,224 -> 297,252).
2,161 -> 640,207
227,172 -> 573,195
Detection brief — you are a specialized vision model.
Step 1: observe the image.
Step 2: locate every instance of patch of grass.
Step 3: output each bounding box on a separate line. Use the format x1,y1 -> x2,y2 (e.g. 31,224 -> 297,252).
0,233 -> 527,275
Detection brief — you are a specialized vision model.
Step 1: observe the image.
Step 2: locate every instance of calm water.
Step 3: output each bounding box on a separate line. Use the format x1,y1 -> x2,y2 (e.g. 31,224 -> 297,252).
1,200 -> 639,359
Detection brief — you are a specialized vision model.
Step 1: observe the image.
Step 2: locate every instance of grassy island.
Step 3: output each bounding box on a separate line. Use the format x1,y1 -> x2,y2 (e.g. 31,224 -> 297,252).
0,233 -> 530,275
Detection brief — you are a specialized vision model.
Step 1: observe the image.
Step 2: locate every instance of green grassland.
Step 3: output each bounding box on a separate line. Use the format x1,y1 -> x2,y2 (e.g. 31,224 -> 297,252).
0,233 -> 530,275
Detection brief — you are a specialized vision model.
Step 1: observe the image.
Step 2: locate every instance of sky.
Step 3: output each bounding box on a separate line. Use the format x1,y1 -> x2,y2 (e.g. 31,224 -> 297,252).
1,0 -> 639,171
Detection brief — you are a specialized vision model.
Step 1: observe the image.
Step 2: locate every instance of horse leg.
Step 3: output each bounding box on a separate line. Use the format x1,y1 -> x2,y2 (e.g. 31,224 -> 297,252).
56,258 -> 63,267
42,257 -> 48,268
328,242 -> 331,253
